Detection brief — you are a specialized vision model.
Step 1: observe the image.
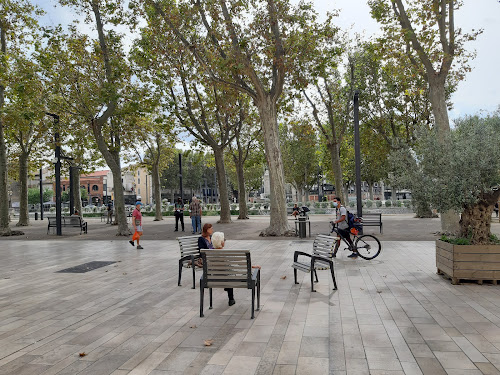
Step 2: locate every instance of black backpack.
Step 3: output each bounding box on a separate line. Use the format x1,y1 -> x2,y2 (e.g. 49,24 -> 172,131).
346,210 -> 363,231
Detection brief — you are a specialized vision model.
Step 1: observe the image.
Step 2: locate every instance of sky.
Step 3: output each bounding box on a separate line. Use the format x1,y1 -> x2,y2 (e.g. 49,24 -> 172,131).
35,0 -> 499,122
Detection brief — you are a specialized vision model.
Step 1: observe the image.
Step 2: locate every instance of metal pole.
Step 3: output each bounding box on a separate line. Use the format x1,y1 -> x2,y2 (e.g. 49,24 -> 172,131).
69,166 -> 74,215
54,123 -> 62,236
354,90 -> 362,219
39,168 -> 43,220
317,167 -> 322,202
178,153 -> 183,203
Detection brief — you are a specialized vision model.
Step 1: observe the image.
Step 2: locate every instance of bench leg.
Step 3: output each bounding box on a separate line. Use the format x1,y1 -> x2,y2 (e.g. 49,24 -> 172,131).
178,260 -> 183,286
190,255 -> 196,289
251,286 -> 255,319
380,223 -> 383,234
311,269 -> 316,292
256,272 -> 260,311
200,286 -> 204,317
314,269 -> 319,283
294,268 -> 298,284
329,261 -> 337,290
209,288 -> 213,309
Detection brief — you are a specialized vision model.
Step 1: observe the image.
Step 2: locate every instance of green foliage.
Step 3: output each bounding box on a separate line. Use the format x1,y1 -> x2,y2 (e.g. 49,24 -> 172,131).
366,200 -> 373,208
390,112 -> 500,213
28,188 -> 53,205
376,200 -> 383,208
440,235 -> 471,246
385,200 -> 392,207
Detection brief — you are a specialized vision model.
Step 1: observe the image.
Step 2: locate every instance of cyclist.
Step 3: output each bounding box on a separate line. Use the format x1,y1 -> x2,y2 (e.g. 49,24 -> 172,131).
332,197 -> 358,258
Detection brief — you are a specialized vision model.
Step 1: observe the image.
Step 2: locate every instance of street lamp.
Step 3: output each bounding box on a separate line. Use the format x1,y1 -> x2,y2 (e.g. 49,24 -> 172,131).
353,90 -> 362,220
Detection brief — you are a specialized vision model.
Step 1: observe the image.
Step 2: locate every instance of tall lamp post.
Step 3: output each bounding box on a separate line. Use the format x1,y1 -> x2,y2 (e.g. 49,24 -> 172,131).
38,168 -> 43,220
353,90 -> 362,220
178,153 -> 183,203
46,112 -> 62,236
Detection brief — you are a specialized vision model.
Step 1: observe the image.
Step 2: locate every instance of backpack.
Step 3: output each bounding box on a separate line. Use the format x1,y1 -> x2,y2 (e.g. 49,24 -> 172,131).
346,210 -> 363,231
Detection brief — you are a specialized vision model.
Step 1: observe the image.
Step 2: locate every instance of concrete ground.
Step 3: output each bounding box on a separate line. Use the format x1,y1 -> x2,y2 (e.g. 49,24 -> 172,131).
4,213 -> 500,242
1,215 -> 500,374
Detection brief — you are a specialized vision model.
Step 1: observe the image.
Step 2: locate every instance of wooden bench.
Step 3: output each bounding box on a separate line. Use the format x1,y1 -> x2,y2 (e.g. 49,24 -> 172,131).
177,235 -> 201,289
292,234 -> 338,292
47,216 -> 88,234
199,250 -> 260,319
361,213 -> 383,233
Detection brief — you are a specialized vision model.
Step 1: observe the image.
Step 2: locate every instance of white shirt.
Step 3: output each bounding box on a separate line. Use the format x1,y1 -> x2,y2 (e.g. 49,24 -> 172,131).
336,205 -> 348,230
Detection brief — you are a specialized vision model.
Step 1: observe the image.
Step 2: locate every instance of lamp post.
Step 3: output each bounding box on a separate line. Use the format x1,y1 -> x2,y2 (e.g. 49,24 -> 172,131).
178,153 -> 183,203
317,167 -> 322,202
353,90 -> 362,220
39,168 -> 43,220
46,112 -> 62,236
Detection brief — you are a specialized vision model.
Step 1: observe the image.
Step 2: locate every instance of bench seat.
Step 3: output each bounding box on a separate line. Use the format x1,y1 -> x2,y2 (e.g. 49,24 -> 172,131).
177,235 -> 201,289
47,216 -> 87,234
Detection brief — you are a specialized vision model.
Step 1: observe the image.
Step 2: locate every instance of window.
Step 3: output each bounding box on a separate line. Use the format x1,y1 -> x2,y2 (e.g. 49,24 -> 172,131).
138,170 -> 140,176
138,178 -> 141,184
92,185 -> 99,191
138,188 -> 141,194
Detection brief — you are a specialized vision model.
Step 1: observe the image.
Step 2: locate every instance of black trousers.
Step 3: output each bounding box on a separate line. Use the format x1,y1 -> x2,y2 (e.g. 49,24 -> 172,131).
224,288 -> 234,300
175,212 -> 184,230
338,228 -> 354,248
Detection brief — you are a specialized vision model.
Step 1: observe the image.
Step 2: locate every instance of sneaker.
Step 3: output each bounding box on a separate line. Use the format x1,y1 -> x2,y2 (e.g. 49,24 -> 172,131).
347,252 -> 358,258
174,229 -> 178,232
228,299 -> 236,306
129,240 -> 134,247
137,245 -> 144,250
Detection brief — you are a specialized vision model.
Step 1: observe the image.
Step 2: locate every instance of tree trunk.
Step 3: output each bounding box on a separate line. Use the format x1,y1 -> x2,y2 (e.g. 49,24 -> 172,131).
213,147 -> 231,223
91,120 -> 128,235
429,76 -> 460,234
391,186 -> 397,202
255,95 -> 289,235
327,142 -> 345,203
459,191 -> 500,244
236,157 -> 248,219
344,185 -> 349,204
0,121 -> 11,235
368,182 -> 374,201
72,169 -> 82,216
152,162 -> 162,221
0,26 -> 11,236
16,152 -> 29,226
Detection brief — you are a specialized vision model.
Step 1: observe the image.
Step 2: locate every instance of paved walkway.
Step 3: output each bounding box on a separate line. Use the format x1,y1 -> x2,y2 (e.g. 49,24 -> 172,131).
1,239 -> 500,374
7,214 -> 500,242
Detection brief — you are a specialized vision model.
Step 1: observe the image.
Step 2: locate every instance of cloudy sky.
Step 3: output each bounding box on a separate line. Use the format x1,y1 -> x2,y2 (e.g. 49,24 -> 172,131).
35,0 -> 499,121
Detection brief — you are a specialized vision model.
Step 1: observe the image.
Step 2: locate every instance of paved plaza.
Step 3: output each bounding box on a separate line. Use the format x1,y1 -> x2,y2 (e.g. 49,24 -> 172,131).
1,223 -> 500,374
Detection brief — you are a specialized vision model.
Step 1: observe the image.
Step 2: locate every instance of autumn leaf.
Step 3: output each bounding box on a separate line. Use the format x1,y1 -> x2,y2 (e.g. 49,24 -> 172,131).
79,352 -> 86,357
204,339 -> 214,346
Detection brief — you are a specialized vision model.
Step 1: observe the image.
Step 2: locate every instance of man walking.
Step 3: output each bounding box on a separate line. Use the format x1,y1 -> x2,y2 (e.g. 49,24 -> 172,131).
174,197 -> 185,232
332,197 -> 357,258
189,196 -> 202,234
106,201 -> 113,224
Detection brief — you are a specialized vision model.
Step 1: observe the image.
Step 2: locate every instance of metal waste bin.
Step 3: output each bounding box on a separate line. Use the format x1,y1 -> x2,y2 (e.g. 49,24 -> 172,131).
298,217 -> 307,238
35,212 -> 38,220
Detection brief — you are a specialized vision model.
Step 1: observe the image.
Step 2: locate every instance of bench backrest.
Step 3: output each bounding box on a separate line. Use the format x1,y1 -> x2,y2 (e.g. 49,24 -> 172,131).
312,235 -> 337,267
362,213 -> 381,221
177,235 -> 200,258
64,216 -> 82,225
201,250 -> 251,289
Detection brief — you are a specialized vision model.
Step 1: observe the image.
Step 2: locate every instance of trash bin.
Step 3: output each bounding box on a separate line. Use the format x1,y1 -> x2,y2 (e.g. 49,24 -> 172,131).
35,212 -> 38,220
298,216 -> 307,238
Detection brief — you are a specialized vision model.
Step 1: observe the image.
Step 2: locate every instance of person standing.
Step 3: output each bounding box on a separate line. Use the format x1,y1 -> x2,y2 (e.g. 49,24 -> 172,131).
129,201 -> 144,249
189,196 -> 202,234
107,201 -> 113,224
174,197 -> 185,232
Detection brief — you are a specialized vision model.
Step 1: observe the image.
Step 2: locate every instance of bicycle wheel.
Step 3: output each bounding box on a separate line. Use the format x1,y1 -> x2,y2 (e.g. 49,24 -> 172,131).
354,234 -> 381,260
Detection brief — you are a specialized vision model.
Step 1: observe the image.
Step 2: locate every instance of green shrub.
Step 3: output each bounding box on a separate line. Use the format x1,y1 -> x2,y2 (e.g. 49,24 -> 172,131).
440,235 -> 471,245
314,202 -> 320,208
249,209 -> 259,215
396,200 -> 403,207
348,201 -> 356,208
376,200 -> 382,208
366,200 -> 373,208
316,209 -> 326,214
385,200 -> 392,207
297,202 -> 303,206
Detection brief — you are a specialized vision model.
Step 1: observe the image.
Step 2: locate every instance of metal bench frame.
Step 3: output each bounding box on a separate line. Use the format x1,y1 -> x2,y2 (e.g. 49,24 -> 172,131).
47,216 -> 87,234
292,234 -> 338,292
200,250 -> 260,319
177,235 -> 202,289
361,213 -> 383,233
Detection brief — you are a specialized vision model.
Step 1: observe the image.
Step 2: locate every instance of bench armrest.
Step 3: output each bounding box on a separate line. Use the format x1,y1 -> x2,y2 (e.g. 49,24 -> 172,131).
311,254 -> 333,264
251,267 -> 260,281
294,251 -> 312,262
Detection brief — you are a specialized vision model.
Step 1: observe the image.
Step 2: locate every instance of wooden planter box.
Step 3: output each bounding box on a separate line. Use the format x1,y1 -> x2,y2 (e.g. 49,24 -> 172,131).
436,239 -> 500,285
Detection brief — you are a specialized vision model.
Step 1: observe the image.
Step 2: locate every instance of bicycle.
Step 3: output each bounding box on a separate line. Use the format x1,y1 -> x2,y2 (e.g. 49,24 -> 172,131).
330,222 -> 382,260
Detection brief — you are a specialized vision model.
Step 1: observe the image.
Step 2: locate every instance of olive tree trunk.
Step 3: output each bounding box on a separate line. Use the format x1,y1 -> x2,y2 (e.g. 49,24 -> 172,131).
459,190 -> 500,244
152,162 -> 162,221
213,147 -> 231,223
16,152 -> 29,226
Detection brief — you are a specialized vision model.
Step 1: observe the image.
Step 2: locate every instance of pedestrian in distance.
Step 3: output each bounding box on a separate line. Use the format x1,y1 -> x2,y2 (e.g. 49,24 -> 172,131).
189,196 -> 202,234
174,197 -> 185,232
107,201 -> 113,224
129,201 -> 144,249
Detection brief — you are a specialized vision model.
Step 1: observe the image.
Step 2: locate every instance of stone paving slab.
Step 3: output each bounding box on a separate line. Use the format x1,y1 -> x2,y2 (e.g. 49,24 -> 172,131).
0,239 -> 500,374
